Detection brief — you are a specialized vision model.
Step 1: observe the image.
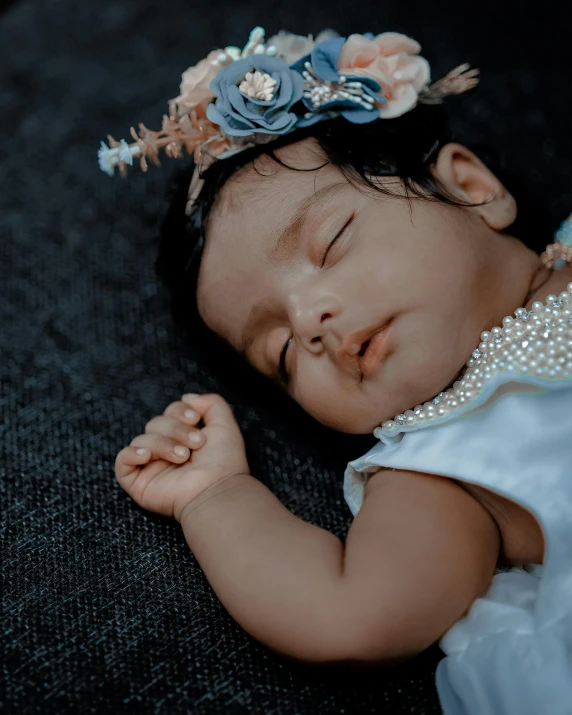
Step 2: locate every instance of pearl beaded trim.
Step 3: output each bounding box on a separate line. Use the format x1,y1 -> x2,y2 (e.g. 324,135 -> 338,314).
373,281 -> 572,442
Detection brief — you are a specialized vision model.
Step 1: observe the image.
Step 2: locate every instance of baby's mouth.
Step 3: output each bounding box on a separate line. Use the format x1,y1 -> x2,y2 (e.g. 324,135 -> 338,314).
358,321 -> 392,380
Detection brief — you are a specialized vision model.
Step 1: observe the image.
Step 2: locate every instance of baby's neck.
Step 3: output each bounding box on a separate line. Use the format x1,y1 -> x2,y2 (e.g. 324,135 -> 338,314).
441,257 -> 571,397
483,236 -> 572,331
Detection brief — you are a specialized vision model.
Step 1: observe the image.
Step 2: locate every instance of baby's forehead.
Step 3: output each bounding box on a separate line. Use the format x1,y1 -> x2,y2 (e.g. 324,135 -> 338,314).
212,154 -> 343,239
222,164 -> 293,213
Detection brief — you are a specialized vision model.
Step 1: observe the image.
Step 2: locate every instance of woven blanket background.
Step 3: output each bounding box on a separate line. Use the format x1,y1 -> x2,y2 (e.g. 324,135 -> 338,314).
1,0 -> 571,712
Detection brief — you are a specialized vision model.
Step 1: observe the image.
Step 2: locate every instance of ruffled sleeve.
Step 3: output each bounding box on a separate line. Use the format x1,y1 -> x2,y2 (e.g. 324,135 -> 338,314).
436,568 -> 572,715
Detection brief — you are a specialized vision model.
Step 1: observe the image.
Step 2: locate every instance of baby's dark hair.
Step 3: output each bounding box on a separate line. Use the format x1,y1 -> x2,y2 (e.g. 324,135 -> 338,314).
156,102 -> 550,346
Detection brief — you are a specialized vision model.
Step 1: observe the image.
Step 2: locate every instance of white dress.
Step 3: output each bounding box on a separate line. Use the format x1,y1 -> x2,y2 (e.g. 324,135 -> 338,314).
343,257 -> 572,713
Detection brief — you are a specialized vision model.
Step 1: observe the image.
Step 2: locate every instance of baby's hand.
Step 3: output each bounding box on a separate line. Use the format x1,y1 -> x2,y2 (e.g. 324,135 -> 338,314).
114,393 -> 250,523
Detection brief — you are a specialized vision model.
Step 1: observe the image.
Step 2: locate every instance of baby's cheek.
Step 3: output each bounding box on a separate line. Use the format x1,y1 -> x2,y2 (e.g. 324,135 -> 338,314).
294,372 -> 343,427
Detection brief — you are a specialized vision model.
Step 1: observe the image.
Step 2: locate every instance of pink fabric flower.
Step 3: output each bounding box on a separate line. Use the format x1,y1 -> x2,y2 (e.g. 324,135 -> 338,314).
337,32 -> 430,119
173,50 -> 234,114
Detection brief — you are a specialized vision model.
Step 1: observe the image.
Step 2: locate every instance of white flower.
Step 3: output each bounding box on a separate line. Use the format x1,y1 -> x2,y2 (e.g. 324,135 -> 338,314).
98,141 -> 115,176
267,28 -> 339,65
118,139 -> 135,165
97,140 -> 140,176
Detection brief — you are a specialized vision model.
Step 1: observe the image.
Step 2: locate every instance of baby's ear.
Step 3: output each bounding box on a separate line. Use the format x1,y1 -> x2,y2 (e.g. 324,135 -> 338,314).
432,143 -> 517,230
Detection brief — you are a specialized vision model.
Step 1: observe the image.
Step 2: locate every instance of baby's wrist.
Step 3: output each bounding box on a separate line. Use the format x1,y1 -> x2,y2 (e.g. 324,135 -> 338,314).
179,472 -> 253,525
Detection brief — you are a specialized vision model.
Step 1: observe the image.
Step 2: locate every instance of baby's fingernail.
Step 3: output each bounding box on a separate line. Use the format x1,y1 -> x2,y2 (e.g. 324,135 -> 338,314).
184,409 -> 198,420
182,393 -> 199,402
174,445 -> 188,457
136,448 -> 147,455
188,432 -> 204,445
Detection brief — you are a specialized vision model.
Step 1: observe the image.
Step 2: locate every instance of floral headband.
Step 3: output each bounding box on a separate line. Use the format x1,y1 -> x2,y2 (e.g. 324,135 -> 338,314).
98,26 -> 479,215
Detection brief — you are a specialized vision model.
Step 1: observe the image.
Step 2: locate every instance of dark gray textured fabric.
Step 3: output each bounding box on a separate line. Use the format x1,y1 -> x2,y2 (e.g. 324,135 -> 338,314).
1,0 -> 571,712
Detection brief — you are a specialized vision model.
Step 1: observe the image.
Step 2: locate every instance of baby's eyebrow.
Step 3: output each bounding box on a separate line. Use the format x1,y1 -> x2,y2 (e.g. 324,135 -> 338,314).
269,181 -> 346,264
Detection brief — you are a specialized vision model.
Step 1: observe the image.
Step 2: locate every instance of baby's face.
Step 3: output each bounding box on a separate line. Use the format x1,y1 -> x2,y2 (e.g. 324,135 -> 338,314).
197,137 -> 523,433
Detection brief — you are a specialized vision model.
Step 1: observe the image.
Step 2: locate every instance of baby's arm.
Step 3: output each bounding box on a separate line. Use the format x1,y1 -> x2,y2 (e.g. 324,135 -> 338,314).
116,394 -> 500,666
181,467 -> 500,665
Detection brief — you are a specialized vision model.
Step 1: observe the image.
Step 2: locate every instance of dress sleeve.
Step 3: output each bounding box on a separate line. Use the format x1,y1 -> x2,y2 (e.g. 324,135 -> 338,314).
343,448 -> 382,517
343,383 -> 572,714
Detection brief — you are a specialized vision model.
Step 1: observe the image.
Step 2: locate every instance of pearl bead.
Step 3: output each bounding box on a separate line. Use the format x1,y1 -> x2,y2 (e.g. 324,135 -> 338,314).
374,272 -> 572,437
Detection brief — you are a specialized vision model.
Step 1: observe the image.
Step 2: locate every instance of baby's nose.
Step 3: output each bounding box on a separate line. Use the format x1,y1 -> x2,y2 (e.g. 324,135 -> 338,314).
295,307 -> 334,349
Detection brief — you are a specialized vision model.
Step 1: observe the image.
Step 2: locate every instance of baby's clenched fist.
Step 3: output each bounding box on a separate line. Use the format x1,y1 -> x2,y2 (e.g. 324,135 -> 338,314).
114,393 -> 250,523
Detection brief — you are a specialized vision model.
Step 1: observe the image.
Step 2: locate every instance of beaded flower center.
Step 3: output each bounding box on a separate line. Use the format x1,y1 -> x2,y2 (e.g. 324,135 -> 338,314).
238,70 -> 277,101
374,283 -> 572,441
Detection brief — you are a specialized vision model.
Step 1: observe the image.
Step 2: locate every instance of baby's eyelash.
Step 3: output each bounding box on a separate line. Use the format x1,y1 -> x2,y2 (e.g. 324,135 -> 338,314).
279,337 -> 292,386
321,213 -> 355,268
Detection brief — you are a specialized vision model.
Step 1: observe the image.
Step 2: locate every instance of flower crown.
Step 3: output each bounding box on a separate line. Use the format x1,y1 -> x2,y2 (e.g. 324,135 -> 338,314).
98,26 -> 479,215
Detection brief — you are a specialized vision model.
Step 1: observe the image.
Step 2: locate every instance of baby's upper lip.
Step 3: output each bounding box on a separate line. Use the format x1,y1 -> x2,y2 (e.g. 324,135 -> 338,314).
338,321 -> 390,377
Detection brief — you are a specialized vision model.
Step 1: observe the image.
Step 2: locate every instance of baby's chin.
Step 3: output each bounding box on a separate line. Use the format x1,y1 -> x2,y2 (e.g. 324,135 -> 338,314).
314,383 -> 454,435
297,383 -> 404,435
299,358 -> 465,434
311,408 -> 390,435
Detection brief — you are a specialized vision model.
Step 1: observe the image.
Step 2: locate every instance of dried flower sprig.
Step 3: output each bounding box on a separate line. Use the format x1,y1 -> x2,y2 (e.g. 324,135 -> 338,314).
98,100 -> 230,178
419,63 -> 480,104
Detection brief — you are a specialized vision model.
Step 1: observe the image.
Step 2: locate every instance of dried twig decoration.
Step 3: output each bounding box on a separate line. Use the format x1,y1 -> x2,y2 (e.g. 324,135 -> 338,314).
419,64 -> 480,105
98,100 -> 231,178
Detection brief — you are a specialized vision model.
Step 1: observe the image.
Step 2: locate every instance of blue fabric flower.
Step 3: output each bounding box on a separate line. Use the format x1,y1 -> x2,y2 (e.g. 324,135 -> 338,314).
290,36 -> 386,127
206,55 -> 304,137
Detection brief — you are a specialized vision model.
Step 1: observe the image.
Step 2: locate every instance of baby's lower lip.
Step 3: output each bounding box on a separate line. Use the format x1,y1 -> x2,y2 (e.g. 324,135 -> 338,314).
359,322 -> 391,379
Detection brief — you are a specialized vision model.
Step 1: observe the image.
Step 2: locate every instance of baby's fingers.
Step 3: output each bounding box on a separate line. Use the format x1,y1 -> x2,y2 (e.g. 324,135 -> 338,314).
115,445 -> 153,479
129,434 -> 192,465
163,400 -> 203,426
145,415 -> 205,450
